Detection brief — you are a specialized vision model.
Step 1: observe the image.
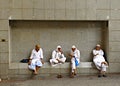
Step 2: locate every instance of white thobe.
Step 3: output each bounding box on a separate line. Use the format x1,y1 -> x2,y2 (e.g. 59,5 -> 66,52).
93,49 -> 107,71
71,49 -> 80,72
50,50 -> 66,66
28,48 -> 43,70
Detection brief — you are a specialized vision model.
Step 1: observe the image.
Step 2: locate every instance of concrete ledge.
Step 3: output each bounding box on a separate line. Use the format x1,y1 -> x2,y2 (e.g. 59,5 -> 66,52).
9,62 -> 95,69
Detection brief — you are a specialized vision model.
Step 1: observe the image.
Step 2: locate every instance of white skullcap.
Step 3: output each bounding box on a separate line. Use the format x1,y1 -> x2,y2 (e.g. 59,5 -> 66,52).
72,45 -> 76,48
96,44 -> 101,47
57,45 -> 61,49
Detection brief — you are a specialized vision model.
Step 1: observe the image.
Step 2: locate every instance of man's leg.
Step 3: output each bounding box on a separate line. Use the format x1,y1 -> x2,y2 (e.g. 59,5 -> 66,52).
51,59 -> 59,63
50,59 -> 58,66
74,69 -> 77,75
34,69 -> 37,75
98,70 -> 102,77
35,66 -> 40,74
28,60 -> 37,74
71,58 -> 76,78
94,62 -> 103,77
59,57 -> 66,63
34,60 -> 42,74
101,64 -> 107,77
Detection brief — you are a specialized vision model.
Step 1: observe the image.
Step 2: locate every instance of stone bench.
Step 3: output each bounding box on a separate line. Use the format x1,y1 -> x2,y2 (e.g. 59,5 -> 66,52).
9,62 -> 94,69
9,62 -> 98,75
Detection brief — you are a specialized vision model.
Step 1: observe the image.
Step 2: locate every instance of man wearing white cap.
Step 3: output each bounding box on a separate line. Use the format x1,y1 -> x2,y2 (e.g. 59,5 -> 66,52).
50,45 -> 66,66
93,44 -> 108,77
70,45 -> 80,78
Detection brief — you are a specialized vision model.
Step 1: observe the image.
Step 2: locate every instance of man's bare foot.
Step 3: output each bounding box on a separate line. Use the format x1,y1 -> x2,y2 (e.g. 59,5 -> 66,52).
33,70 -> 38,75
70,73 -> 74,78
74,73 -> 77,76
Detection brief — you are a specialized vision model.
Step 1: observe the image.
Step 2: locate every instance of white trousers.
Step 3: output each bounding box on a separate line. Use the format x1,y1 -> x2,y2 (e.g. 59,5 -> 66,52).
71,58 -> 79,73
101,64 -> 107,71
50,57 -> 66,65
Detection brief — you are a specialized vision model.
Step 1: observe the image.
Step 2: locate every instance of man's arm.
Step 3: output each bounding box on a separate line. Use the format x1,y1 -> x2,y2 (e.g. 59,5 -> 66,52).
93,50 -> 99,56
40,48 -> 44,64
40,58 -> 44,64
28,50 -> 34,65
77,50 -> 80,58
100,50 -> 104,56
40,48 -> 43,59
30,50 -> 34,60
69,51 -> 74,58
52,50 -> 56,59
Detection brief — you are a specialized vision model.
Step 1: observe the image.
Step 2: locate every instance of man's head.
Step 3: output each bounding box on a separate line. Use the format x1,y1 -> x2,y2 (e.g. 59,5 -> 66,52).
35,44 -> 40,52
57,45 -> 62,51
96,44 -> 101,50
71,45 -> 76,52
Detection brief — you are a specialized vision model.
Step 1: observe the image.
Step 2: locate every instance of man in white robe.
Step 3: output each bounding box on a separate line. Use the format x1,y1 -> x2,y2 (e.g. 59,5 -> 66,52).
70,45 -> 80,78
28,44 -> 44,75
93,44 -> 108,77
50,45 -> 66,66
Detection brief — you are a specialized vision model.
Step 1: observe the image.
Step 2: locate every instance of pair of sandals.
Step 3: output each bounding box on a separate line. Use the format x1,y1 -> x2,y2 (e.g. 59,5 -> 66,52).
98,74 -> 107,77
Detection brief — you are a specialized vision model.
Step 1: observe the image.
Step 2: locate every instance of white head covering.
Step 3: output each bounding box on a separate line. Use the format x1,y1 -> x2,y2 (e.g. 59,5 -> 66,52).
96,44 -> 101,47
72,45 -> 76,49
57,45 -> 61,49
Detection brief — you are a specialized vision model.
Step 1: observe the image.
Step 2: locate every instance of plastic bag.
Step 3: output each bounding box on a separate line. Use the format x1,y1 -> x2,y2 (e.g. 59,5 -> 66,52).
20,59 -> 29,63
75,57 -> 79,66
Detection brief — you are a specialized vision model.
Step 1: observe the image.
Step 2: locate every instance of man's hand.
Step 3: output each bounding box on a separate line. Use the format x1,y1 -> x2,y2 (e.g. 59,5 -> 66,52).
42,61 -> 44,64
96,53 -> 99,55
60,50 -> 63,54
69,54 -> 74,58
28,60 -> 31,65
57,59 -> 61,63
56,59 -> 59,61
94,53 -> 99,56
102,61 -> 108,65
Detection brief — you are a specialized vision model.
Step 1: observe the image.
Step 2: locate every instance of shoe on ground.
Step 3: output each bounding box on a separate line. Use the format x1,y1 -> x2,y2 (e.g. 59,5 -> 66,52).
98,75 -> 102,77
103,75 -> 107,77
70,74 -> 74,78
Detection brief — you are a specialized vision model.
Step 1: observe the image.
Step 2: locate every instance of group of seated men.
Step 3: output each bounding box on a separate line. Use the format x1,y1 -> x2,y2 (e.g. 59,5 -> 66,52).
28,44 -> 108,78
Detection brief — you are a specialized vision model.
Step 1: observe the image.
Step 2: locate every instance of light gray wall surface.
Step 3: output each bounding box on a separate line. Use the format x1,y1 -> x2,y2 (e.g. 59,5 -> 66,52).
10,21 -> 107,62
0,0 -> 120,78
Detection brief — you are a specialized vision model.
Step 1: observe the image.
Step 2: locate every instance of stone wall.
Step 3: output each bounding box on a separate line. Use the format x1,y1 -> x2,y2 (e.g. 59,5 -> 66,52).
0,0 -> 120,78
10,20 -> 107,62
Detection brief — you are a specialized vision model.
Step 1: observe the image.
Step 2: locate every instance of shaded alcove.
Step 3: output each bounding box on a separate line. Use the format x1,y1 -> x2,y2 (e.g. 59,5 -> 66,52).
9,20 -> 108,62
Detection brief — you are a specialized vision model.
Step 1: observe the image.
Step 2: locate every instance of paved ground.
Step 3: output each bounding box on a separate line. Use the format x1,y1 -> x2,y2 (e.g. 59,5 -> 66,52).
0,74 -> 120,86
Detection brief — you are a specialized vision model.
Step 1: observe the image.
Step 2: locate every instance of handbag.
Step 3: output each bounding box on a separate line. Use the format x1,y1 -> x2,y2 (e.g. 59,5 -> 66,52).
75,57 -> 79,66
20,59 -> 29,63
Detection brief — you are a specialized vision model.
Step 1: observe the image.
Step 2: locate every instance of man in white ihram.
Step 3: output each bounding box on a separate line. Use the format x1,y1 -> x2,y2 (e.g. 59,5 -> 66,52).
70,45 -> 80,78
28,44 -> 44,75
50,45 -> 66,66
93,44 -> 108,77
